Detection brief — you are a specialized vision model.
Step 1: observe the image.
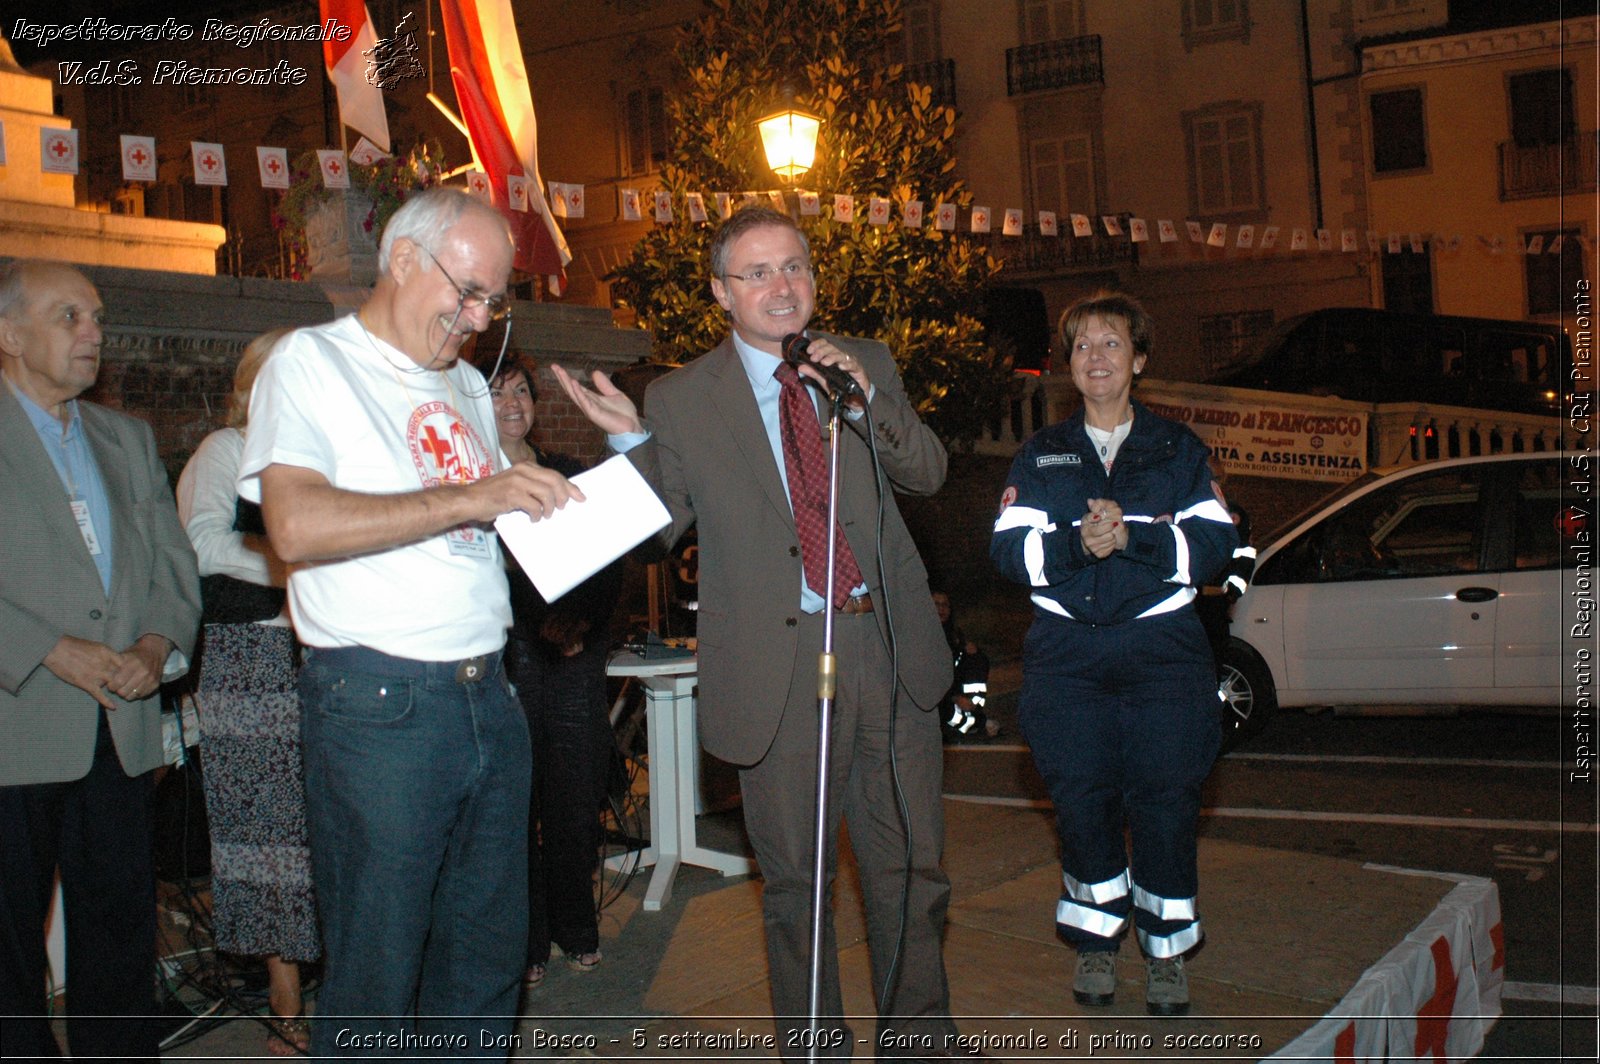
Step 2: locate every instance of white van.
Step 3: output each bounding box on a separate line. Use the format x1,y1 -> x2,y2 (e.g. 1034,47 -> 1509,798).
1218,452 -> 1583,747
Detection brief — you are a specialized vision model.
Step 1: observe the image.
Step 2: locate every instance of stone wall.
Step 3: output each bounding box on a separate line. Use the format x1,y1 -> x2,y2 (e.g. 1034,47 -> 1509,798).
12,260 -> 653,479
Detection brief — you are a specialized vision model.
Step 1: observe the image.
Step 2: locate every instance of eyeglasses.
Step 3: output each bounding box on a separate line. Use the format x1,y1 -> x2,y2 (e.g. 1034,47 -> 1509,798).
722,262 -> 813,288
418,245 -> 512,322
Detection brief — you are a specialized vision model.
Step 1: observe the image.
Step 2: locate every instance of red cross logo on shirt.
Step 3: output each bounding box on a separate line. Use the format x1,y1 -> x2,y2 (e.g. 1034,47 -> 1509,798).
419,424 -> 454,469
128,146 -> 149,167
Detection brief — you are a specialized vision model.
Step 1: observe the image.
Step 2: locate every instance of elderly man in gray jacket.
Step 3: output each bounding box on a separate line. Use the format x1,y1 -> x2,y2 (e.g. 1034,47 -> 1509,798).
0,258 -> 201,1061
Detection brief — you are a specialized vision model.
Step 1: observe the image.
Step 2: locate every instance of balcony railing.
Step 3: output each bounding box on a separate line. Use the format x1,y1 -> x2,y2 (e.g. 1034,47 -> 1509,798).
904,57 -> 957,111
1006,35 -> 1103,95
991,219 -> 1136,277
1498,131 -> 1599,200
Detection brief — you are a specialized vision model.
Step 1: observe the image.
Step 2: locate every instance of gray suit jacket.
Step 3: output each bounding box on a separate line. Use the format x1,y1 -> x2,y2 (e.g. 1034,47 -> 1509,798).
628,334 -> 953,765
0,384 -> 202,785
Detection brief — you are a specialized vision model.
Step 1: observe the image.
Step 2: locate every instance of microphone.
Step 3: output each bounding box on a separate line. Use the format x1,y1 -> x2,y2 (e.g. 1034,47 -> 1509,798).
781,333 -> 863,398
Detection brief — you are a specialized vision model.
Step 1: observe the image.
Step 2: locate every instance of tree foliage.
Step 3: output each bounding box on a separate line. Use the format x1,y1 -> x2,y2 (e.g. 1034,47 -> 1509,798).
608,0 -> 1010,449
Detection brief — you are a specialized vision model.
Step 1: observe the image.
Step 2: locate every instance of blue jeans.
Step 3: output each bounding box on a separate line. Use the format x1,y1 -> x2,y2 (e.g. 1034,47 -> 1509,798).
299,646 -> 530,1058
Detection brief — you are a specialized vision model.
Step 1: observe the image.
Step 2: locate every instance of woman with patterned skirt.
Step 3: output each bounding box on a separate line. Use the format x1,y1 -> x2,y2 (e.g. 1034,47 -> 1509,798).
176,329 -> 319,1054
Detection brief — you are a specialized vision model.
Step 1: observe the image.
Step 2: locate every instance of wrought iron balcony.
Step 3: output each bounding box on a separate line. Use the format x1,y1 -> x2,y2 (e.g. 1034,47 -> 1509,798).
991,218 -> 1136,277
1006,35 -> 1103,96
904,57 -> 957,111
1498,131 -> 1598,200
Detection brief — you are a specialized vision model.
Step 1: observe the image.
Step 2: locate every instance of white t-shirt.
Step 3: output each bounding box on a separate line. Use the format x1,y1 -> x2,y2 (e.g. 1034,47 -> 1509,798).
236,314 -> 511,660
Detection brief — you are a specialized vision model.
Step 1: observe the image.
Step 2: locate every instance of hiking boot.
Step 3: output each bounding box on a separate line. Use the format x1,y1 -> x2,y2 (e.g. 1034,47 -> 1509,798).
1145,955 -> 1189,1016
1072,950 -> 1117,1006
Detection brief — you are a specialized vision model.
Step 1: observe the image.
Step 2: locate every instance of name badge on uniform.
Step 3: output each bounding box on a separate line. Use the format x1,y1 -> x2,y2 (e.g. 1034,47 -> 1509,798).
70,497 -> 103,556
446,524 -> 493,558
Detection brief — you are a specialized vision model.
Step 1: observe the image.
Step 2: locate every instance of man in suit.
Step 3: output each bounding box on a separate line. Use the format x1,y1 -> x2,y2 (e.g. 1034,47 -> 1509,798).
555,206 -> 958,1059
0,259 -> 202,1060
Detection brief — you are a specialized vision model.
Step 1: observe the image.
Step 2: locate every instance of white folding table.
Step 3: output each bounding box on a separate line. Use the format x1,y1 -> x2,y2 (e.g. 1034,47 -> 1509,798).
604,650 -> 754,910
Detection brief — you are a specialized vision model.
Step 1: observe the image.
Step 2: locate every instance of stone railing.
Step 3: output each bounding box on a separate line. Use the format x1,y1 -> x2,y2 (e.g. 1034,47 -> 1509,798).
974,373 -> 1576,473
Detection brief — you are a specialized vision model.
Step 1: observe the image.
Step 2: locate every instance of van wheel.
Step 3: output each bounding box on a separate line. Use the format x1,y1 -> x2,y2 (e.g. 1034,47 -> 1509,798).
1217,641 -> 1275,753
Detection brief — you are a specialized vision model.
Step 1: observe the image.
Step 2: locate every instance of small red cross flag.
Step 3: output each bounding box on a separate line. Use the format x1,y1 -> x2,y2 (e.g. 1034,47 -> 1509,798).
653,190 -> 673,222
1387,232 -> 1403,254
798,191 -> 821,216
901,200 -> 923,228
1128,218 -> 1149,242
1206,223 -> 1227,247
1185,220 -> 1205,243
1289,227 -> 1309,251
507,175 -> 530,213
120,135 -> 157,183
685,192 -> 707,223
714,192 -> 732,218
348,137 -> 388,166
1367,230 -> 1381,252
970,206 -> 991,233
832,194 -> 855,223
1156,220 -> 1179,243
548,181 -> 568,218
1523,233 -> 1544,255
191,141 -> 228,186
40,128 -> 79,175
1002,208 -> 1023,236
1234,224 -> 1254,248
317,150 -> 351,189
1071,214 -> 1093,237
1315,229 -> 1333,252
619,188 -> 641,221
1341,229 -> 1359,252
1039,211 -> 1059,237
868,197 -> 892,226
934,203 -> 956,231
257,147 -> 291,189
466,170 -> 490,199
1260,225 -> 1280,249
1409,233 -> 1425,254
1101,215 -> 1123,237
562,184 -> 584,218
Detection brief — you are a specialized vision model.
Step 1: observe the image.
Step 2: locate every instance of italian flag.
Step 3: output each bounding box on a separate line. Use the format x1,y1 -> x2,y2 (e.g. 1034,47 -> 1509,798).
318,0 -> 391,152
440,0 -> 571,289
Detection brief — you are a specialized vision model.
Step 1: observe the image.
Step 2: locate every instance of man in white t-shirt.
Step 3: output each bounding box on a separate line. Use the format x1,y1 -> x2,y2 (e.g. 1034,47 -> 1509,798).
237,188 -> 581,1056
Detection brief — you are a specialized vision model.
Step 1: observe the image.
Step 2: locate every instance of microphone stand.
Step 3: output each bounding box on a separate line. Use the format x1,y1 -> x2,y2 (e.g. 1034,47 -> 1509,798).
806,385 -> 849,1063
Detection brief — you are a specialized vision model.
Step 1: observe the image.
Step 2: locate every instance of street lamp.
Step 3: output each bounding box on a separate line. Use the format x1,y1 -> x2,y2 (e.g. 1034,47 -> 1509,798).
756,107 -> 821,182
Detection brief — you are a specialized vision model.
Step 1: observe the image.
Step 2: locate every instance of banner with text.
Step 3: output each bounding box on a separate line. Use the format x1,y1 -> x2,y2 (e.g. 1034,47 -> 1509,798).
1142,396 -> 1368,483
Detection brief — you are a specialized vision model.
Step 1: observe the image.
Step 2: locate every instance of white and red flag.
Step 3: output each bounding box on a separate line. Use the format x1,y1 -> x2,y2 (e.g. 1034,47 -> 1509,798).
439,0 -> 570,289
120,135 -> 156,183
318,1 -> 391,152
257,147 -> 291,189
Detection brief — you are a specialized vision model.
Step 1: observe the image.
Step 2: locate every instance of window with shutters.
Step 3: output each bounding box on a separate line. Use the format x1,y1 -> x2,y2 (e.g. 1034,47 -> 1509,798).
1182,0 -> 1250,47
1370,87 -> 1428,174
621,87 -> 670,176
1029,134 -> 1095,217
1184,103 -> 1264,216
1022,0 -> 1084,43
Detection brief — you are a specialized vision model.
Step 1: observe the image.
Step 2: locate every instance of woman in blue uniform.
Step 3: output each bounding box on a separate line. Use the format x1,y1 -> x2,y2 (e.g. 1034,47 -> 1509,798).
991,291 -> 1236,1016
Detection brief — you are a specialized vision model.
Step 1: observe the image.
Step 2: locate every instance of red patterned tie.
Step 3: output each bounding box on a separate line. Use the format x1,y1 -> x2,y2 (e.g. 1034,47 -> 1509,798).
776,362 -> 864,609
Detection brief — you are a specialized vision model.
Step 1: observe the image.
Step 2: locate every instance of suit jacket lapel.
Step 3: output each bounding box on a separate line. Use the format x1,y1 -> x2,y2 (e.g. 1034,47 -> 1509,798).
703,342 -> 795,523
0,384 -> 108,593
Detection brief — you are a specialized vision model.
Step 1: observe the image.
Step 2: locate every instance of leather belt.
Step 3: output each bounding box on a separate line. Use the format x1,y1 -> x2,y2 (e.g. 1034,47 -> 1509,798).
839,592 -> 875,615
